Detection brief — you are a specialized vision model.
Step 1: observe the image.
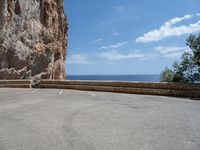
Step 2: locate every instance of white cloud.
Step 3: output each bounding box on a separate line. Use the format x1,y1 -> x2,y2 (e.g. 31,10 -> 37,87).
155,46 -> 191,58
89,38 -> 103,44
136,14 -> 200,43
163,15 -> 193,27
100,41 -> 128,49
163,52 -> 185,58
135,16 -> 140,20
98,50 -> 149,61
115,6 -> 125,12
98,46 -> 191,62
196,13 -> 200,17
68,54 -> 94,64
112,30 -> 120,36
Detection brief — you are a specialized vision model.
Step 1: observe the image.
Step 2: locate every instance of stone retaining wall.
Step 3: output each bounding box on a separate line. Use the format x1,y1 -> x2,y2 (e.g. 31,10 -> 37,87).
40,80 -> 200,98
0,80 -> 200,98
40,80 -> 200,91
0,80 -> 31,88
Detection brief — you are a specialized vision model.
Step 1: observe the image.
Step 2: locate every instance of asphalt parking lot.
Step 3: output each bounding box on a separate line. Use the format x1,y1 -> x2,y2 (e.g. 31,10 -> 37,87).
0,88 -> 199,150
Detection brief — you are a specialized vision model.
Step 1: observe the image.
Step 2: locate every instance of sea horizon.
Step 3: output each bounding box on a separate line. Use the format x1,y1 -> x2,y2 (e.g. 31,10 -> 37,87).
68,74 -> 160,75
67,74 -> 161,82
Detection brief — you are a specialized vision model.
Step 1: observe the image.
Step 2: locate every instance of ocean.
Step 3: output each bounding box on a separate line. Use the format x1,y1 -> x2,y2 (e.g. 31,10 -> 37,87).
67,75 -> 161,82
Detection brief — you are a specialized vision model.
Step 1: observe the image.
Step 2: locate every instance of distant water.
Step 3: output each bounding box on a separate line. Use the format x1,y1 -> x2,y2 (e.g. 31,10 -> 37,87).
67,75 -> 161,82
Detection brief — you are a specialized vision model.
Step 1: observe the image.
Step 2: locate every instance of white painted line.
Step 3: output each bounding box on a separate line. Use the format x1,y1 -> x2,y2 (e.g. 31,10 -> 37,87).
122,94 -> 130,97
59,89 -> 63,95
88,91 -> 96,97
121,94 -> 135,99
30,89 -> 38,93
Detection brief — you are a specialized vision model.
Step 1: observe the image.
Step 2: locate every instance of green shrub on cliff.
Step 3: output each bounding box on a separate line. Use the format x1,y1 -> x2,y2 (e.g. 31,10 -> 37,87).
160,33 -> 200,83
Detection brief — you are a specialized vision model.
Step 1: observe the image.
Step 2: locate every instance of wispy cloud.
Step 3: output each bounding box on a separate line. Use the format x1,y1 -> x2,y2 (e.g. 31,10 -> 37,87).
100,41 -> 128,49
98,46 -> 192,62
68,54 -> 94,64
98,50 -> 151,61
136,14 -> 200,43
155,46 -> 191,58
89,38 -> 104,44
111,30 -> 120,36
196,13 -> 200,17
115,6 -> 125,12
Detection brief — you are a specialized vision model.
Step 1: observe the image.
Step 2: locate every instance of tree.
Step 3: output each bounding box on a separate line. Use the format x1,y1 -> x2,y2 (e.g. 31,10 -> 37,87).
186,33 -> 200,67
160,67 -> 174,82
160,34 -> 200,83
172,53 -> 198,83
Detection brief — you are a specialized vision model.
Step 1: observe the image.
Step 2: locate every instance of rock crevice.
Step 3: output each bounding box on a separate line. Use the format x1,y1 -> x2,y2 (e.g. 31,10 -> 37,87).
0,0 -> 68,80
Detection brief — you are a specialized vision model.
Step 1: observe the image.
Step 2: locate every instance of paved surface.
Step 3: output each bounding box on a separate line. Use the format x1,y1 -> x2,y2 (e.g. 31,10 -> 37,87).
0,88 -> 200,150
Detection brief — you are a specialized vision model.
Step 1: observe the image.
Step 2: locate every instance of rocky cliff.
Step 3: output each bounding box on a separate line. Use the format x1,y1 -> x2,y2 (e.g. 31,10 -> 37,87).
0,0 -> 68,80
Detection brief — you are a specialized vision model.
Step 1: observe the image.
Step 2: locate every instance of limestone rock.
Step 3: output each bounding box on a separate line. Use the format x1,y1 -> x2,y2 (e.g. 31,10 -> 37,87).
0,0 -> 68,80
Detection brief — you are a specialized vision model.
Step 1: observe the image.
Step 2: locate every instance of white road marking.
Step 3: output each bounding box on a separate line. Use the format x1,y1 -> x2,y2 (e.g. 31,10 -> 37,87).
121,94 -> 131,97
88,91 -> 96,97
59,89 -> 63,95
30,89 -> 38,93
121,93 -> 138,99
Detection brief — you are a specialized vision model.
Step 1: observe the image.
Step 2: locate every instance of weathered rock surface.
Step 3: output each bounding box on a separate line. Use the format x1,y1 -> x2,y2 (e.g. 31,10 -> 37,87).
0,0 -> 68,80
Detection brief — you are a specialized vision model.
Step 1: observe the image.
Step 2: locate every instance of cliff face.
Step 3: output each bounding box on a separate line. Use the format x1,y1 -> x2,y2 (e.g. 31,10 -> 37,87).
0,0 -> 68,80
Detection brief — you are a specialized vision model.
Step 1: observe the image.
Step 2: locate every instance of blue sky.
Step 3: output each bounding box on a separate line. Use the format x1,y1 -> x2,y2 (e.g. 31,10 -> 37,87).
64,0 -> 200,75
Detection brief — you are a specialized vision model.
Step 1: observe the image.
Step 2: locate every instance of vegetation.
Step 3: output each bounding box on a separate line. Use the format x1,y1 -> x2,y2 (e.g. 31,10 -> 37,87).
160,33 -> 200,83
